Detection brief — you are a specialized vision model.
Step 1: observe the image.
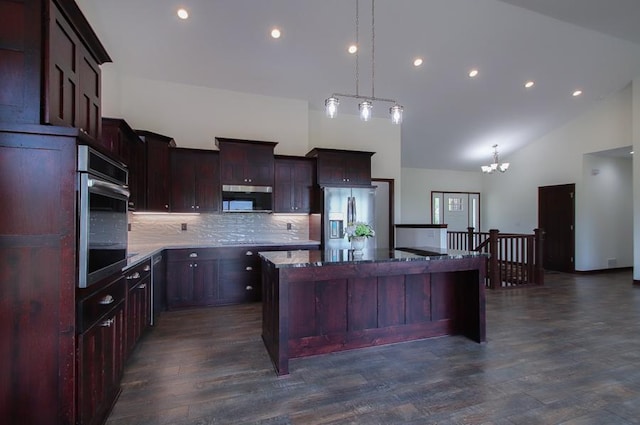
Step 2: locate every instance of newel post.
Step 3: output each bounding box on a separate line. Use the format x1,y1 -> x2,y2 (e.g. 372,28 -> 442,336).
534,228 -> 545,285
489,229 -> 500,289
467,227 -> 475,251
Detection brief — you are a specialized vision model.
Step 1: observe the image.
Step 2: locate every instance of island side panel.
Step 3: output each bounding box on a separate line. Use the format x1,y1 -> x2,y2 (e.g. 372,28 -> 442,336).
261,258 -> 290,375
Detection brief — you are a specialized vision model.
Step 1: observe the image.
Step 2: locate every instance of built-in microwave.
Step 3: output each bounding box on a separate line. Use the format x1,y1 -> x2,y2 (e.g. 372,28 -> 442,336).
77,146 -> 130,288
221,185 -> 273,212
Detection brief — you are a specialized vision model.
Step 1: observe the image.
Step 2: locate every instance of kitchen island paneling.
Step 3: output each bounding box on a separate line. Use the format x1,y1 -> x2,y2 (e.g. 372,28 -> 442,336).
260,248 -> 487,375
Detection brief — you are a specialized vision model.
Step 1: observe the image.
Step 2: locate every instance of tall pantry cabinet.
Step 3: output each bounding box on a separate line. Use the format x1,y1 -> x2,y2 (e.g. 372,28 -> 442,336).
0,0 -> 111,424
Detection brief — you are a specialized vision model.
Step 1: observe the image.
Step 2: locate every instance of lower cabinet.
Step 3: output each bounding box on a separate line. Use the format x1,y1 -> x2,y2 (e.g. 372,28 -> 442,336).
166,249 -> 220,309
124,259 -> 151,357
166,245 -> 319,309
76,275 -> 126,425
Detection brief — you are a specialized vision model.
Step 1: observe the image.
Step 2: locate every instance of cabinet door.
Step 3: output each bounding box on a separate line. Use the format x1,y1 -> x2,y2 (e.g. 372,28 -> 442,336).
146,138 -> 171,211
166,260 -> 219,308
47,5 -> 80,131
293,160 -> 314,212
170,149 -> 196,212
274,160 -> 295,212
78,48 -> 101,139
245,145 -> 275,186
217,139 -> 276,186
77,303 -> 125,425
126,278 -> 150,357
194,151 -> 220,212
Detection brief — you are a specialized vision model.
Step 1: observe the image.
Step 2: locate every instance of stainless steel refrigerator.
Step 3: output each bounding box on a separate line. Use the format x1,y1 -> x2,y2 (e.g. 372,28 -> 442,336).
323,186 -> 376,250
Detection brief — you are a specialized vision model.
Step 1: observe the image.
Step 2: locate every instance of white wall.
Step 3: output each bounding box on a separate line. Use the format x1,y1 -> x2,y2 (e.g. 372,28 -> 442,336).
103,73 -> 310,154
400,168 -> 482,224
633,79 -> 640,280
482,84 -> 633,270
578,154 -> 633,269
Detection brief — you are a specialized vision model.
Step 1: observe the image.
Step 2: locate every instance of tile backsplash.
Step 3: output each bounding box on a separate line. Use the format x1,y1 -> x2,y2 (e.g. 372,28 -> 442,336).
128,213 -> 311,245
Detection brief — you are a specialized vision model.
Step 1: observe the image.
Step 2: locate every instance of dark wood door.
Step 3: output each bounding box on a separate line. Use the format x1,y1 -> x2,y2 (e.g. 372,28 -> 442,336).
170,149 -> 196,212
125,278 -> 150,357
538,184 -> 575,272
166,260 -> 220,308
77,303 -> 125,425
194,151 -> 220,211
144,135 -> 172,211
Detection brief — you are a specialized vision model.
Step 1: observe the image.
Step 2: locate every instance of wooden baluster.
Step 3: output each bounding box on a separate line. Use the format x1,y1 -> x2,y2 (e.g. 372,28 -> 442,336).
534,228 -> 545,285
489,229 -> 500,289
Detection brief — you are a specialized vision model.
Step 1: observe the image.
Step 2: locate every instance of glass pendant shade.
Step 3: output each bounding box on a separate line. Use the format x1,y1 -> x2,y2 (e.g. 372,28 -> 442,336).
390,104 -> 403,124
325,97 -> 339,118
359,101 -> 372,122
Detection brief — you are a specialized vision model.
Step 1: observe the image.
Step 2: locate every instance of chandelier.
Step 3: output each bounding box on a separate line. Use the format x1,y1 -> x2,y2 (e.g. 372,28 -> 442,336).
325,0 -> 403,124
481,144 -> 510,173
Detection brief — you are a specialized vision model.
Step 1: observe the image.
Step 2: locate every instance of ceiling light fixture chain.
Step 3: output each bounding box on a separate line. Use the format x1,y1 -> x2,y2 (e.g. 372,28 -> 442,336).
325,0 -> 403,124
355,0 -> 359,98
481,144 -> 510,174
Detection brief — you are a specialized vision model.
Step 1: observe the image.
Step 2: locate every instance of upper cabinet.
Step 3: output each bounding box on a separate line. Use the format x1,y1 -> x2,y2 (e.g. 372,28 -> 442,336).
101,118 -> 146,210
170,148 -> 221,213
306,148 -> 375,187
215,138 -> 277,187
0,0 -> 111,140
136,130 -> 176,212
274,156 -> 316,213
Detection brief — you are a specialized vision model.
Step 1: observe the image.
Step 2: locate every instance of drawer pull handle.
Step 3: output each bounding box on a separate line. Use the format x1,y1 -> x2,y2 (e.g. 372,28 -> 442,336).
127,272 -> 140,280
245,251 -> 253,256
143,265 -> 151,272
139,283 -> 147,289
245,285 -> 253,291
194,263 -> 198,268
101,318 -> 114,327
245,266 -> 253,271
99,295 -> 114,305
189,252 -> 198,258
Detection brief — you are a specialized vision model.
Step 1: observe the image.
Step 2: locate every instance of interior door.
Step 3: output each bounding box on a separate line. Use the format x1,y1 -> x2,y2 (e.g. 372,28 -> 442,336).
538,184 -> 575,272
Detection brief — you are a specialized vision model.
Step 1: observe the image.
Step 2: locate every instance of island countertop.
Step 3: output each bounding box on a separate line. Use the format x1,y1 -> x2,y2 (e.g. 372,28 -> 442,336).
260,247 -> 488,375
258,247 -> 486,268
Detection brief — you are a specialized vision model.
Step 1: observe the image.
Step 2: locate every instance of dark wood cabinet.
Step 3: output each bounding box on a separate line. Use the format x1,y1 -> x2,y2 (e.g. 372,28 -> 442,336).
77,274 -> 126,425
306,148 -> 374,187
124,259 -> 151,357
0,124 -> 79,425
166,249 -> 220,309
0,0 -> 111,139
274,156 -> 315,213
165,244 -> 320,309
218,248 -> 262,304
102,118 -> 146,210
216,138 -> 277,186
170,148 -> 221,212
137,130 -> 176,212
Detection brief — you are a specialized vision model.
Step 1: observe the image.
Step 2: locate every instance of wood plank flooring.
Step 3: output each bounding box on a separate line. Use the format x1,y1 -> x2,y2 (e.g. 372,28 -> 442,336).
106,270 -> 640,424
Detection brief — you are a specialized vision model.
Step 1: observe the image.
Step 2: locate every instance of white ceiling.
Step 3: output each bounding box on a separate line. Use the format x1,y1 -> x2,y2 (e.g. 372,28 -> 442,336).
78,0 -> 640,171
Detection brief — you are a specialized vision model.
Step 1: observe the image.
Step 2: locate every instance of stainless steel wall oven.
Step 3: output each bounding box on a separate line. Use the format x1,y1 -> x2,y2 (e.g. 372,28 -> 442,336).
77,145 -> 129,288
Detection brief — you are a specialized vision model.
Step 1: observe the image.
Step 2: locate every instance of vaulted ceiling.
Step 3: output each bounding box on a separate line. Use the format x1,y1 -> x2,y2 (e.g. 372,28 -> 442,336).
78,0 -> 640,170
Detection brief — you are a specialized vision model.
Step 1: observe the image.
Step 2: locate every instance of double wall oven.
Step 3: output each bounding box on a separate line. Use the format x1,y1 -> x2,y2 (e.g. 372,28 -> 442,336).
77,146 -> 129,288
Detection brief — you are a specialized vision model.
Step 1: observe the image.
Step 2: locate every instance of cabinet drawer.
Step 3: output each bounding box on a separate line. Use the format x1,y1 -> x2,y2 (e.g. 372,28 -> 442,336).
124,258 -> 151,289
165,248 -> 221,262
77,275 -> 126,333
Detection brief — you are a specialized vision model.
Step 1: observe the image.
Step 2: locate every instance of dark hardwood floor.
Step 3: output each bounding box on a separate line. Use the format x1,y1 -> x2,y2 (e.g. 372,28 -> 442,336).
106,270 -> 640,425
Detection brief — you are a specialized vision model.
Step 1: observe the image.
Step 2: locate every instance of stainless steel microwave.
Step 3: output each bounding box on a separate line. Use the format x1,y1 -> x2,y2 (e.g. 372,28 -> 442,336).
221,185 -> 272,212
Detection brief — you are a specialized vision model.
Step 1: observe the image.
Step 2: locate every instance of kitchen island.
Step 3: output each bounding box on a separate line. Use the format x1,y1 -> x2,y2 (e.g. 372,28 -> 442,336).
260,248 -> 487,375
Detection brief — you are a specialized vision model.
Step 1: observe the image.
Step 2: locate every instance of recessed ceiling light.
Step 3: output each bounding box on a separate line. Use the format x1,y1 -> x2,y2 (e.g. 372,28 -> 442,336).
177,8 -> 189,20
271,28 -> 281,39
469,69 -> 479,78
413,58 -> 423,67
348,44 -> 358,54
573,90 -> 583,97
525,81 -> 535,88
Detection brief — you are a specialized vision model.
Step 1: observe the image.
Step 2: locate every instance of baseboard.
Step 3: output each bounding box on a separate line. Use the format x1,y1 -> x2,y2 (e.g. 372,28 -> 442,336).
573,266 -> 632,275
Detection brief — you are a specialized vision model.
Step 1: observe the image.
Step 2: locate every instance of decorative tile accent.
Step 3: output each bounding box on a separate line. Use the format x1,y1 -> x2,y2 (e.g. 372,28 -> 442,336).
129,213 -> 310,245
